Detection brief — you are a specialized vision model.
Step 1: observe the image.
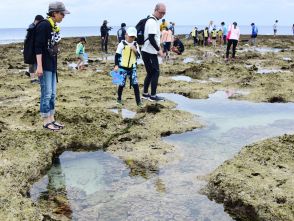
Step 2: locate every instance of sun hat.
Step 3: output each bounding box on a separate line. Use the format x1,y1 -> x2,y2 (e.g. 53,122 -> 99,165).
48,1 -> 70,14
126,27 -> 137,37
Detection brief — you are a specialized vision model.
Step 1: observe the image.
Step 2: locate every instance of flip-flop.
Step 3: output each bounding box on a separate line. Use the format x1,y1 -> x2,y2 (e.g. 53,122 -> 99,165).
43,122 -> 60,131
52,121 -> 65,129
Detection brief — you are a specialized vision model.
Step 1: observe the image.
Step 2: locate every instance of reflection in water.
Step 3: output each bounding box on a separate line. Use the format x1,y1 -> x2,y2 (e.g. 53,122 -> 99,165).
31,91 -> 294,220
109,108 -> 136,119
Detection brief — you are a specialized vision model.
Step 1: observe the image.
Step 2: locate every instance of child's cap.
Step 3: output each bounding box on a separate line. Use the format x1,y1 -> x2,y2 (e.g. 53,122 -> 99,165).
126,27 -> 137,37
80,37 -> 86,43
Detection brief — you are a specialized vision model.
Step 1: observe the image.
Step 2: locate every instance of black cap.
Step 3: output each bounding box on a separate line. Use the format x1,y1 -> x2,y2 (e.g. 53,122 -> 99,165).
121,23 -> 126,27
80,37 -> 86,43
34,15 -> 44,21
251,23 -> 255,26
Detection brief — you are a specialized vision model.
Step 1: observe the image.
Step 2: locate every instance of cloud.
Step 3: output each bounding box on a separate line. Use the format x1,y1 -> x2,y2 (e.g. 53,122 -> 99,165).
1,0 -> 293,28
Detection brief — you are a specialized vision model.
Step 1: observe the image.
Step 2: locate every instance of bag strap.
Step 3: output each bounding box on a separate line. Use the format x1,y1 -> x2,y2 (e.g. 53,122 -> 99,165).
143,16 -> 156,43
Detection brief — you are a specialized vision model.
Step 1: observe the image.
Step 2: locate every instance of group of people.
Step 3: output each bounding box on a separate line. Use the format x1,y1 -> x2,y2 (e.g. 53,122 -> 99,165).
25,1 -> 290,131
26,2 -> 169,131
113,3 -> 167,106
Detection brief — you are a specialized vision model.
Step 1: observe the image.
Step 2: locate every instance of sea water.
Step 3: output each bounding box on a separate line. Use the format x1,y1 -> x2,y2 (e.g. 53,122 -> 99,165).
1,25 -> 293,44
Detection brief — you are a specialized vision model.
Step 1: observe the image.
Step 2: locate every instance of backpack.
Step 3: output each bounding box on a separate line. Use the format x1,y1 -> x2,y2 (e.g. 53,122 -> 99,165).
23,20 -> 47,64
135,16 -> 156,45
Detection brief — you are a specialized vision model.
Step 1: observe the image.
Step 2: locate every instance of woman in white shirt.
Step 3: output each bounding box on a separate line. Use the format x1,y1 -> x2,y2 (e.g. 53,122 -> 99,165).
225,22 -> 240,61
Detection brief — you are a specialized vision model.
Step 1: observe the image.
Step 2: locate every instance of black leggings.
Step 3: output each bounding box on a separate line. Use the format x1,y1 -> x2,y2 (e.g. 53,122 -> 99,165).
193,37 -> 198,46
226,39 -> 238,58
118,84 -> 141,105
101,35 -> 108,53
142,51 -> 160,96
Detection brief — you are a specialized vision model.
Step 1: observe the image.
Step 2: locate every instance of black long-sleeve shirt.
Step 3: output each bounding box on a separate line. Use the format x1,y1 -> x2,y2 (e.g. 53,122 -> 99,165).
34,20 -> 57,72
100,24 -> 111,37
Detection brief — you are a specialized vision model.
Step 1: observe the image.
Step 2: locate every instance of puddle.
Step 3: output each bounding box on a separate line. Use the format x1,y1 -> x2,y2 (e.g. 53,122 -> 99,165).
30,91 -> 294,220
257,68 -> 285,74
171,75 -> 192,82
96,69 -> 103,73
68,63 -> 77,70
282,57 -> 292,62
109,108 -> 136,119
183,57 -> 195,64
240,47 -> 282,54
208,77 -> 223,83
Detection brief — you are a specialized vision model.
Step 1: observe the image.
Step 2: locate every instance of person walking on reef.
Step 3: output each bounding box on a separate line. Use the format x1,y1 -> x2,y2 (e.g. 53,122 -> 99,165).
25,14 -> 44,84
250,23 -> 258,46
190,26 -> 198,47
117,23 -> 126,43
141,3 -> 166,102
225,22 -> 240,62
35,1 -> 70,131
273,20 -> 278,37
221,22 -> 228,45
114,27 -> 142,107
100,20 -> 112,53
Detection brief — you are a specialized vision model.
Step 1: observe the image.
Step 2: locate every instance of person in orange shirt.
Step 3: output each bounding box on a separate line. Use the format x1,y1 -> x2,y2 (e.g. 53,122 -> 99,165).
161,27 -> 173,60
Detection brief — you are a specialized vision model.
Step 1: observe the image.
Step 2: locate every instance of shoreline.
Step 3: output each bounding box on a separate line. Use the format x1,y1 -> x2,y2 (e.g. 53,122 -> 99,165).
0,35 -> 293,220
1,33 -> 293,45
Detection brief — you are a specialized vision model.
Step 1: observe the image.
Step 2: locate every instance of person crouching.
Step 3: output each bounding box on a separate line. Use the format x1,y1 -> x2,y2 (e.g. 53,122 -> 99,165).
76,37 -> 86,70
113,27 -> 142,107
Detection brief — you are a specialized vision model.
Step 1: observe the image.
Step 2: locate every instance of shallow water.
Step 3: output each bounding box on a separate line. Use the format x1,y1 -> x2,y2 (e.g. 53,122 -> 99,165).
257,68 -> 288,74
109,108 -> 136,119
30,91 -> 294,220
171,75 -> 192,82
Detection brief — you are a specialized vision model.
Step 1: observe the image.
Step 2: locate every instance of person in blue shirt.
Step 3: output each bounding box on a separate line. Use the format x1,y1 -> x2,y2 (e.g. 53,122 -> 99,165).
221,22 -> 228,45
251,23 -> 258,46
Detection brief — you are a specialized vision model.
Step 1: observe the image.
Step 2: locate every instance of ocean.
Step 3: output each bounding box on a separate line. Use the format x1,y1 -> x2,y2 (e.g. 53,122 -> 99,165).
0,25 -> 292,45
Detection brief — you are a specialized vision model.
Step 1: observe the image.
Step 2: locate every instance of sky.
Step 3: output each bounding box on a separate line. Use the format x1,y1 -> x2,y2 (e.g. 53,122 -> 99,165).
1,0 -> 293,28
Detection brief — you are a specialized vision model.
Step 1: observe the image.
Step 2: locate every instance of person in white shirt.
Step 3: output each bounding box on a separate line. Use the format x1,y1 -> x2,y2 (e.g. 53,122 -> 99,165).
141,3 -> 166,102
225,22 -> 240,61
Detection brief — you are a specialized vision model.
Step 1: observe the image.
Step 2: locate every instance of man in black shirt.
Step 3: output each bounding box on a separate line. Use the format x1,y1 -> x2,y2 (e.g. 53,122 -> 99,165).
100,20 -> 112,53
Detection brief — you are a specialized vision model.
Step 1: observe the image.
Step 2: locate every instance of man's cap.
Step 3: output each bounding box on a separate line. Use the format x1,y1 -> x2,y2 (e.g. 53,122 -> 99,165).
121,23 -> 126,27
34,15 -> 44,21
103,20 -> 108,24
126,27 -> 137,37
48,1 -> 70,14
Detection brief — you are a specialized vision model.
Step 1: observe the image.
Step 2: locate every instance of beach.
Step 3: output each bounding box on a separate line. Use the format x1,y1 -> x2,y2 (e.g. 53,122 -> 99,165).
0,34 -> 294,220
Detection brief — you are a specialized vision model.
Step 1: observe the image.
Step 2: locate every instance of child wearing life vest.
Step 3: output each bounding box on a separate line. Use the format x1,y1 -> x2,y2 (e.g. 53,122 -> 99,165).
76,37 -> 86,70
114,27 -> 142,106
211,26 -> 217,48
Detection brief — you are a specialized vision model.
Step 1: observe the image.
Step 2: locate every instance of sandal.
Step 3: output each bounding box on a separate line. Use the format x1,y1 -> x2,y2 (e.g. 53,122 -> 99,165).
43,122 -> 60,131
52,121 -> 65,129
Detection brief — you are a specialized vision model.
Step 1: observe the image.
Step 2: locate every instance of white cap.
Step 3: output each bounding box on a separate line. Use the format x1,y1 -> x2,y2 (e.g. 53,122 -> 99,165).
126,27 -> 137,37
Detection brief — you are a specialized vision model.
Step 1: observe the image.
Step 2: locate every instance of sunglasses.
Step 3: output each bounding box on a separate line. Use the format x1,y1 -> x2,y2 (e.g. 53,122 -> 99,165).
157,10 -> 166,15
